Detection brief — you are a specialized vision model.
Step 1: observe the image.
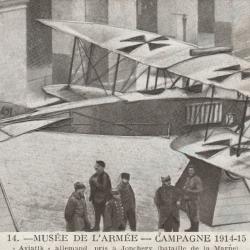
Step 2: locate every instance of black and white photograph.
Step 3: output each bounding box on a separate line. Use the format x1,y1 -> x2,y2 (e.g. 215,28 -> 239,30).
0,0 -> 250,233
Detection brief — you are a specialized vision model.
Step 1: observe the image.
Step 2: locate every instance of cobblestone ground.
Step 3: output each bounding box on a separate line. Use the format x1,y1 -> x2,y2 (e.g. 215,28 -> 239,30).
0,131 -> 249,231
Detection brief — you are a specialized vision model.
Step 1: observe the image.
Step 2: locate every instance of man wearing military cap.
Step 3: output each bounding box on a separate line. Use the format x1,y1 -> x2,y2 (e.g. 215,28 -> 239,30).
154,175 -> 181,232
64,182 -> 91,231
117,172 -> 136,231
103,189 -> 125,232
89,160 -> 112,231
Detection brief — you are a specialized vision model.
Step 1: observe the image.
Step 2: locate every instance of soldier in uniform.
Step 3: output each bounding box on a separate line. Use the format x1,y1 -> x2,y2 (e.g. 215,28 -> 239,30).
154,176 -> 181,232
183,166 -> 203,232
89,160 -> 112,231
117,172 -> 136,231
64,182 -> 91,232
103,189 -> 125,232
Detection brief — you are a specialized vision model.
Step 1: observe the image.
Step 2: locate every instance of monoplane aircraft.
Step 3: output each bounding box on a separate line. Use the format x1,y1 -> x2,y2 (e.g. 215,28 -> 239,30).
1,20 -> 250,228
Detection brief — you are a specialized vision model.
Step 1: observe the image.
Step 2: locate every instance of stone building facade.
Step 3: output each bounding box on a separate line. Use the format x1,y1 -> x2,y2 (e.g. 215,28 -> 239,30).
0,0 -> 28,105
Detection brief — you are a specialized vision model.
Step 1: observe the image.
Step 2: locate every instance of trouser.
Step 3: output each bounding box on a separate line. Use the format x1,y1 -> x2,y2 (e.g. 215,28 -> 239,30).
66,216 -> 89,232
163,215 -> 180,232
93,201 -> 106,230
186,200 -> 199,232
104,224 -> 126,232
124,208 -> 136,231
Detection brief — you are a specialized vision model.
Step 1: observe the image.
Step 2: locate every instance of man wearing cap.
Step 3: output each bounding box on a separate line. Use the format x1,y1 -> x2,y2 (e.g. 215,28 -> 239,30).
103,189 -> 125,232
64,182 -> 91,232
89,160 -> 112,231
154,176 -> 181,232
117,172 -> 136,231
183,166 -> 203,232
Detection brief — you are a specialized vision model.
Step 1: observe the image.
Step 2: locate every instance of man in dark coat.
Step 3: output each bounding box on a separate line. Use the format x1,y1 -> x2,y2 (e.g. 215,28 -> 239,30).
89,160 -> 112,231
117,172 -> 136,231
103,189 -> 125,232
183,166 -> 203,232
64,182 -> 91,232
154,176 -> 181,232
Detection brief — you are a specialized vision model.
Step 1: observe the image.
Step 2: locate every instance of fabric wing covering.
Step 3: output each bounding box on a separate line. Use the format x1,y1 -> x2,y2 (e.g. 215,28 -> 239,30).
172,129 -> 250,179
0,115 -> 70,142
38,19 -> 250,97
0,95 -> 122,125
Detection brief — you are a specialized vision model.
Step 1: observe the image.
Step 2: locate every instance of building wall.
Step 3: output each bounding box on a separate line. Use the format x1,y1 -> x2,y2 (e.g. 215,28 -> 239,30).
109,0 -> 136,29
85,0 -> 108,23
137,0 -> 157,33
0,0 -> 28,105
157,0 -> 175,38
232,0 -> 250,58
214,0 -> 250,58
158,0 -> 198,43
198,0 -> 214,33
27,0 -> 52,69
214,0 -> 233,47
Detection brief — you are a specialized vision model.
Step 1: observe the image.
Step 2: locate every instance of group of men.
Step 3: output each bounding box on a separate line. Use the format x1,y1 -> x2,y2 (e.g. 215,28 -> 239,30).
154,166 -> 203,232
65,160 -> 136,232
64,160 -> 203,232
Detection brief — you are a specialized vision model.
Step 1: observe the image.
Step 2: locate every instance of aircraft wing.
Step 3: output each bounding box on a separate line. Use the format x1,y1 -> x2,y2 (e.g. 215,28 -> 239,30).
38,19 -> 196,69
39,19 -> 250,96
0,114 -> 70,142
0,95 -> 123,125
169,53 -> 250,96
171,128 -> 250,179
0,95 -> 123,141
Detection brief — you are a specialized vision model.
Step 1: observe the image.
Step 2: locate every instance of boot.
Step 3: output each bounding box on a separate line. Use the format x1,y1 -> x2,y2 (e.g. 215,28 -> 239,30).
184,222 -> 194,232
90,226 -> 100,232
192,222 -> 199,232
184,227 -> 193,232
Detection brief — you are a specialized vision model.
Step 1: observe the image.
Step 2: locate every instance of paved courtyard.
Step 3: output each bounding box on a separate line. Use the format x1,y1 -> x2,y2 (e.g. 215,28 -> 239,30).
0,132 -> 249,231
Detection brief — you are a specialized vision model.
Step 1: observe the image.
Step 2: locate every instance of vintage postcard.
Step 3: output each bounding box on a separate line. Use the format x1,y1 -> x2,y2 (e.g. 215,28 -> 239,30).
0,0 -> 250,249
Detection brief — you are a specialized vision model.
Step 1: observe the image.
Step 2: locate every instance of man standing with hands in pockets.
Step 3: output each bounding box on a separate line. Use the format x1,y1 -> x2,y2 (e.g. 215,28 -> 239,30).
89,160 -> 112,231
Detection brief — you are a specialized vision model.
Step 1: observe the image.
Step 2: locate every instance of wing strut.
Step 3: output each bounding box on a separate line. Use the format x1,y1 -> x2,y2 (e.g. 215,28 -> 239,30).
185,78 -> 190,89
67,37 -> 77,86
87,57 -> 126,86
120,62 -> 139,92
204,85 -> 215,141
163,70 -> 167,88
112,54 -> 121,95
169,75 -> 182,89
146,66 -> 151,90
236,95 -> 249,157
77,39 -> 87,85
154,69 -> 159,89
78,40 -> 108,95
122,67 -> 148,93
85,43 -> 94,85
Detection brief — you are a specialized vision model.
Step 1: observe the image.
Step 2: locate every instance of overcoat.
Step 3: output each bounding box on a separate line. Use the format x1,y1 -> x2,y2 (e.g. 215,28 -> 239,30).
103,198 -> 125,231
117,182 -> 135,211
154,185 -> 180,228
64,192 -> 90,231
